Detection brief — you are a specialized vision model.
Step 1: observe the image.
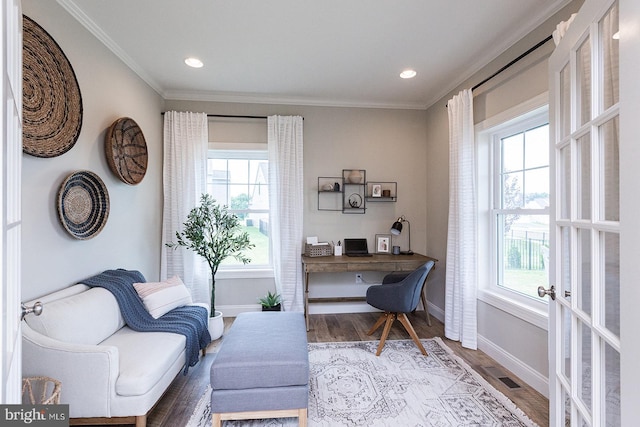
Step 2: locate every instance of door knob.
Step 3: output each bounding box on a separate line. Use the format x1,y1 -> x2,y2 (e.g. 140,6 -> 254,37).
21,302 -> 43,321
537,285 -> 556,301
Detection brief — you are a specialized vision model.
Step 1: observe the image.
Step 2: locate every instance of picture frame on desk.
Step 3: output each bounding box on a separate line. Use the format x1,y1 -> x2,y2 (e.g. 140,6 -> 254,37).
375,234 -> 391,254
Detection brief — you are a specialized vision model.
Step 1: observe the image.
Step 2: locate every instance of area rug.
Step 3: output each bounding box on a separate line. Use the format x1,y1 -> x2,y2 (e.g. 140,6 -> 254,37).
187,337 -> 538,427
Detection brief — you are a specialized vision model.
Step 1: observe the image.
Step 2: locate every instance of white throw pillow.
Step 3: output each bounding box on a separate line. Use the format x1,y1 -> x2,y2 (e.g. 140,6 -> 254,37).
133,275 -> 193,319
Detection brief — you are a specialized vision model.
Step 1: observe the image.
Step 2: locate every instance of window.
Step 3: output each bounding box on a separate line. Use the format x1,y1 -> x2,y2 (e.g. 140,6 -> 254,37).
494,122 -> 549,299
207,148 -> 271,270
477,97 -> 549,327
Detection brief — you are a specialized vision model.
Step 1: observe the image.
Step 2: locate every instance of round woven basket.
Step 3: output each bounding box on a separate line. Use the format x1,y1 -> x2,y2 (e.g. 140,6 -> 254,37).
57,171 -> 109,240
104,117 -> 148,185
23,15 -> 83,158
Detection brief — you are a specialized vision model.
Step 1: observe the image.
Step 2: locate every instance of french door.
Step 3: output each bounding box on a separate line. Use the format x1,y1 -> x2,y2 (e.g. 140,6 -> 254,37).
546,0 -> 620,425
1,0 -> 23,404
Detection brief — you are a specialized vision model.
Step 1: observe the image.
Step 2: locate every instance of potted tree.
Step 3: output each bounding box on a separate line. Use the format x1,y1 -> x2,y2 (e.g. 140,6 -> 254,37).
259,291 -> 282,312
167,193 -> 254,340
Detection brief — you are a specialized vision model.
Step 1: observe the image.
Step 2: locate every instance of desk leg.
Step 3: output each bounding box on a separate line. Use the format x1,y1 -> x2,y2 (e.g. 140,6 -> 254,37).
304,271 -> 310,331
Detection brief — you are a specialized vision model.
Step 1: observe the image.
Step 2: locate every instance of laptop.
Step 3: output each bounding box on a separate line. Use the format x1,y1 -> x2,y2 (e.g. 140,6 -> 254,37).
344,238 -> 373,257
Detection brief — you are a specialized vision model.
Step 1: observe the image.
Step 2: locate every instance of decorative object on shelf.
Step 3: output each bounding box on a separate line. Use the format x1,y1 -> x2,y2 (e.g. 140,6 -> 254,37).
105,117 -> 148,185
348,193 -> 363,208
322,183 -> 334,191
390,215 -> 413,255
334,182 -> 341,191
347,169 -> 363,183
57,171 -> 109,240
23,15 -> 83,158
375,234 -> 392,254
382,189 -> 391,198
371,184 -> 382,197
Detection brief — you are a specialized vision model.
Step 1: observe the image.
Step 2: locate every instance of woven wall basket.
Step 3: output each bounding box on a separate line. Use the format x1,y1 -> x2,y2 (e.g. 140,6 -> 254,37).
57,171 -> 109,240
23,15 -> 83,158
105,117 -> 148,185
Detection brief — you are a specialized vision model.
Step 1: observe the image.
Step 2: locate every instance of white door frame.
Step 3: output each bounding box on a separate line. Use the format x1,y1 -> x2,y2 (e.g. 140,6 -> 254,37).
1,0 -> 23,404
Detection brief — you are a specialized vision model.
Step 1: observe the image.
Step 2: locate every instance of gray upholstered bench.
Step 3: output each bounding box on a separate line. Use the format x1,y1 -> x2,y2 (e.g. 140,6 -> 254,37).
210,312 -> 309,427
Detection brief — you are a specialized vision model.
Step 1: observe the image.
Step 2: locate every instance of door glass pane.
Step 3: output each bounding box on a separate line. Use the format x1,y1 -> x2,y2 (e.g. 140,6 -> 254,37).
600,117 -> 620,221
563,387 -> 571,426
561,304 -> 572,380
577,38 -> 592,126
559,145 -> 571,219
560,64 -> 571,138
578,320 -> 592,414
602,232 -> 620,337
604,342 -> 621,426
560,226 -> 571,296
577,229 -> 592,315
601,2 -> 619,111
577,133 -> 591,220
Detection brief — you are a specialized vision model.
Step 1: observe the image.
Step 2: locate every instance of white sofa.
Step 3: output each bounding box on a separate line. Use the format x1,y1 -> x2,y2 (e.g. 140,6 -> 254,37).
22,283 -> 208,427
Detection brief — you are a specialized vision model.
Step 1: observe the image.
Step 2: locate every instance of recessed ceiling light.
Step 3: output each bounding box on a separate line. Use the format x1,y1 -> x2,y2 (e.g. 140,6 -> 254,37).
400,69 -> 417,79
185,57 -> 204,68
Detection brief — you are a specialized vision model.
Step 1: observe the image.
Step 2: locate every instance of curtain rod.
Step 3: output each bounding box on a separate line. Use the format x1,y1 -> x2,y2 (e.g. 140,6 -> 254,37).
446,34 -> 553,107
161,113 -> 304,120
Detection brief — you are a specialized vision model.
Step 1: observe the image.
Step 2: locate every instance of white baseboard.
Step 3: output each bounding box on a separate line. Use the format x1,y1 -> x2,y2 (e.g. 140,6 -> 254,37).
216,304 -> 262,317
477,334 -> 549,397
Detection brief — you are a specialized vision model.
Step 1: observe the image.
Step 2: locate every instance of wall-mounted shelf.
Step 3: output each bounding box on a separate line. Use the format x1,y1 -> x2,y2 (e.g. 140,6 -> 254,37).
317,170 -> 397,213
366,181 -> 397,202
342,169 -> 366,214
317,176 -> 342,211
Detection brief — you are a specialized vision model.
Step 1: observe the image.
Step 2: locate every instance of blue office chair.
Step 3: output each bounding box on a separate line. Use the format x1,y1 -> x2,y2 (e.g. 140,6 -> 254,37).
366,261 -> 435,356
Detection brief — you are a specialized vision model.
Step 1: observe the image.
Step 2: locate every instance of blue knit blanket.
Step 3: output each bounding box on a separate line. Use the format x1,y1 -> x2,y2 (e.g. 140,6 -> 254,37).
82,269 -> 211,374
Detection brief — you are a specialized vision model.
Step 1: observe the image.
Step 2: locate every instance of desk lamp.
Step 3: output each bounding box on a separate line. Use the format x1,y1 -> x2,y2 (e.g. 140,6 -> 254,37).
390,215 -> 413,255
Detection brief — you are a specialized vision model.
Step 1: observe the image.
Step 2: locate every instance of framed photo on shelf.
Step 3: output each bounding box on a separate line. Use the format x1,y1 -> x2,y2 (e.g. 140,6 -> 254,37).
375,234 -> 391,254
371,184 -> 382,198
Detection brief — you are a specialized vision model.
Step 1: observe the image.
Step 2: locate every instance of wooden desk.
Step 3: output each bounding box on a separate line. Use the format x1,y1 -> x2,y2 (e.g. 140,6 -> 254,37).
301,253 -> 437,330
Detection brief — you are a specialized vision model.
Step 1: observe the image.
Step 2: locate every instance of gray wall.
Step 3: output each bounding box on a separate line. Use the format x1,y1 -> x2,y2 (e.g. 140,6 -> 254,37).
21,0 -> 164,300
165,100 -> 428,313
424,0 -> 584,389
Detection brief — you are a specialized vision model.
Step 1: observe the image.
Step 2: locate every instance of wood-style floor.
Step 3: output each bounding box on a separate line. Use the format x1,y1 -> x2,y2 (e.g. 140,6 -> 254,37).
144,312 -> 549,427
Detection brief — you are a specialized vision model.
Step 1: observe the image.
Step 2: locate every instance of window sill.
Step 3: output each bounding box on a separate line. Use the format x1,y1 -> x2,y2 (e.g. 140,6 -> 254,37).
478,289 -> 549,330
216,268 -> 274,280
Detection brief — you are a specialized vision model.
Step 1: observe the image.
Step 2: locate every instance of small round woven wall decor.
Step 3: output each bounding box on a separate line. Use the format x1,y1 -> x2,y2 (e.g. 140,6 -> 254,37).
23,15 -> 83,158
57,171 -> 109,240
105,117 -> 148,185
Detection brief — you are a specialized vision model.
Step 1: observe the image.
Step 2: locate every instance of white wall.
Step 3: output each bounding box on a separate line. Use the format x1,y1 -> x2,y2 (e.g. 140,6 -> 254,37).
424,0 -> 584,392
21,1 -> 164,300
165,100 -> 428,312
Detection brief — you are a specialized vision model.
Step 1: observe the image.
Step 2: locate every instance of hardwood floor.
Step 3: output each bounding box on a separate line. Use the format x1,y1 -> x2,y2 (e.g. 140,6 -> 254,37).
145,312 -> 549,427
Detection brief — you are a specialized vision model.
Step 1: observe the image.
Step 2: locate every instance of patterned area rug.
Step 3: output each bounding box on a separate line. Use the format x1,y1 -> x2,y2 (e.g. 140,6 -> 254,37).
187,337 -> 538,427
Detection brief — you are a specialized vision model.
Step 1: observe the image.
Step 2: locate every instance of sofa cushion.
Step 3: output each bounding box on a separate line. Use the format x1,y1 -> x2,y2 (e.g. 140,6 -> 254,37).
25,287 -> 125,345
133,275 -> 193,319
101,327 -> 186,396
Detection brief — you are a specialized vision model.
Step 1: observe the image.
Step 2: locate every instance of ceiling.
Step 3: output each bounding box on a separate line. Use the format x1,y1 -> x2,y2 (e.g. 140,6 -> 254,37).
59,0 -> 571,110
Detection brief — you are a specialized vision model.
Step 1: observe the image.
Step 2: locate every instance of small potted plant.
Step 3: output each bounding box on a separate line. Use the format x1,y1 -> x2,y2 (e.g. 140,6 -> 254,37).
167,194 -> 254,340
259,291 -> 282,312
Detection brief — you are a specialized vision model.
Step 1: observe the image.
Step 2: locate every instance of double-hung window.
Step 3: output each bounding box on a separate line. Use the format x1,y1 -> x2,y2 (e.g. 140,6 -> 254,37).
477,99 -> 549,326
206,115 -> 272,275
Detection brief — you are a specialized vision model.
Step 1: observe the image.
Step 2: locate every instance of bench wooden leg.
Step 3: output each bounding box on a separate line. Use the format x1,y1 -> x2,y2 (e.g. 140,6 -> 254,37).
298,408 -> 307,427
212,413 -> 222,427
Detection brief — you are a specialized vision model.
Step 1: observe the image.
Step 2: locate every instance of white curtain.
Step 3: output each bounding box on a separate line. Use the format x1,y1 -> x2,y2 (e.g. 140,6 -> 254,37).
160,111 -> 210,305
268,115 -> 304,312
445,89 -> 478,350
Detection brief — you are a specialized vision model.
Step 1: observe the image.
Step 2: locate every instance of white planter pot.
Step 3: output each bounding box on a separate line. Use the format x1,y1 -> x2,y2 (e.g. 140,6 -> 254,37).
208,311 -> 224,341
